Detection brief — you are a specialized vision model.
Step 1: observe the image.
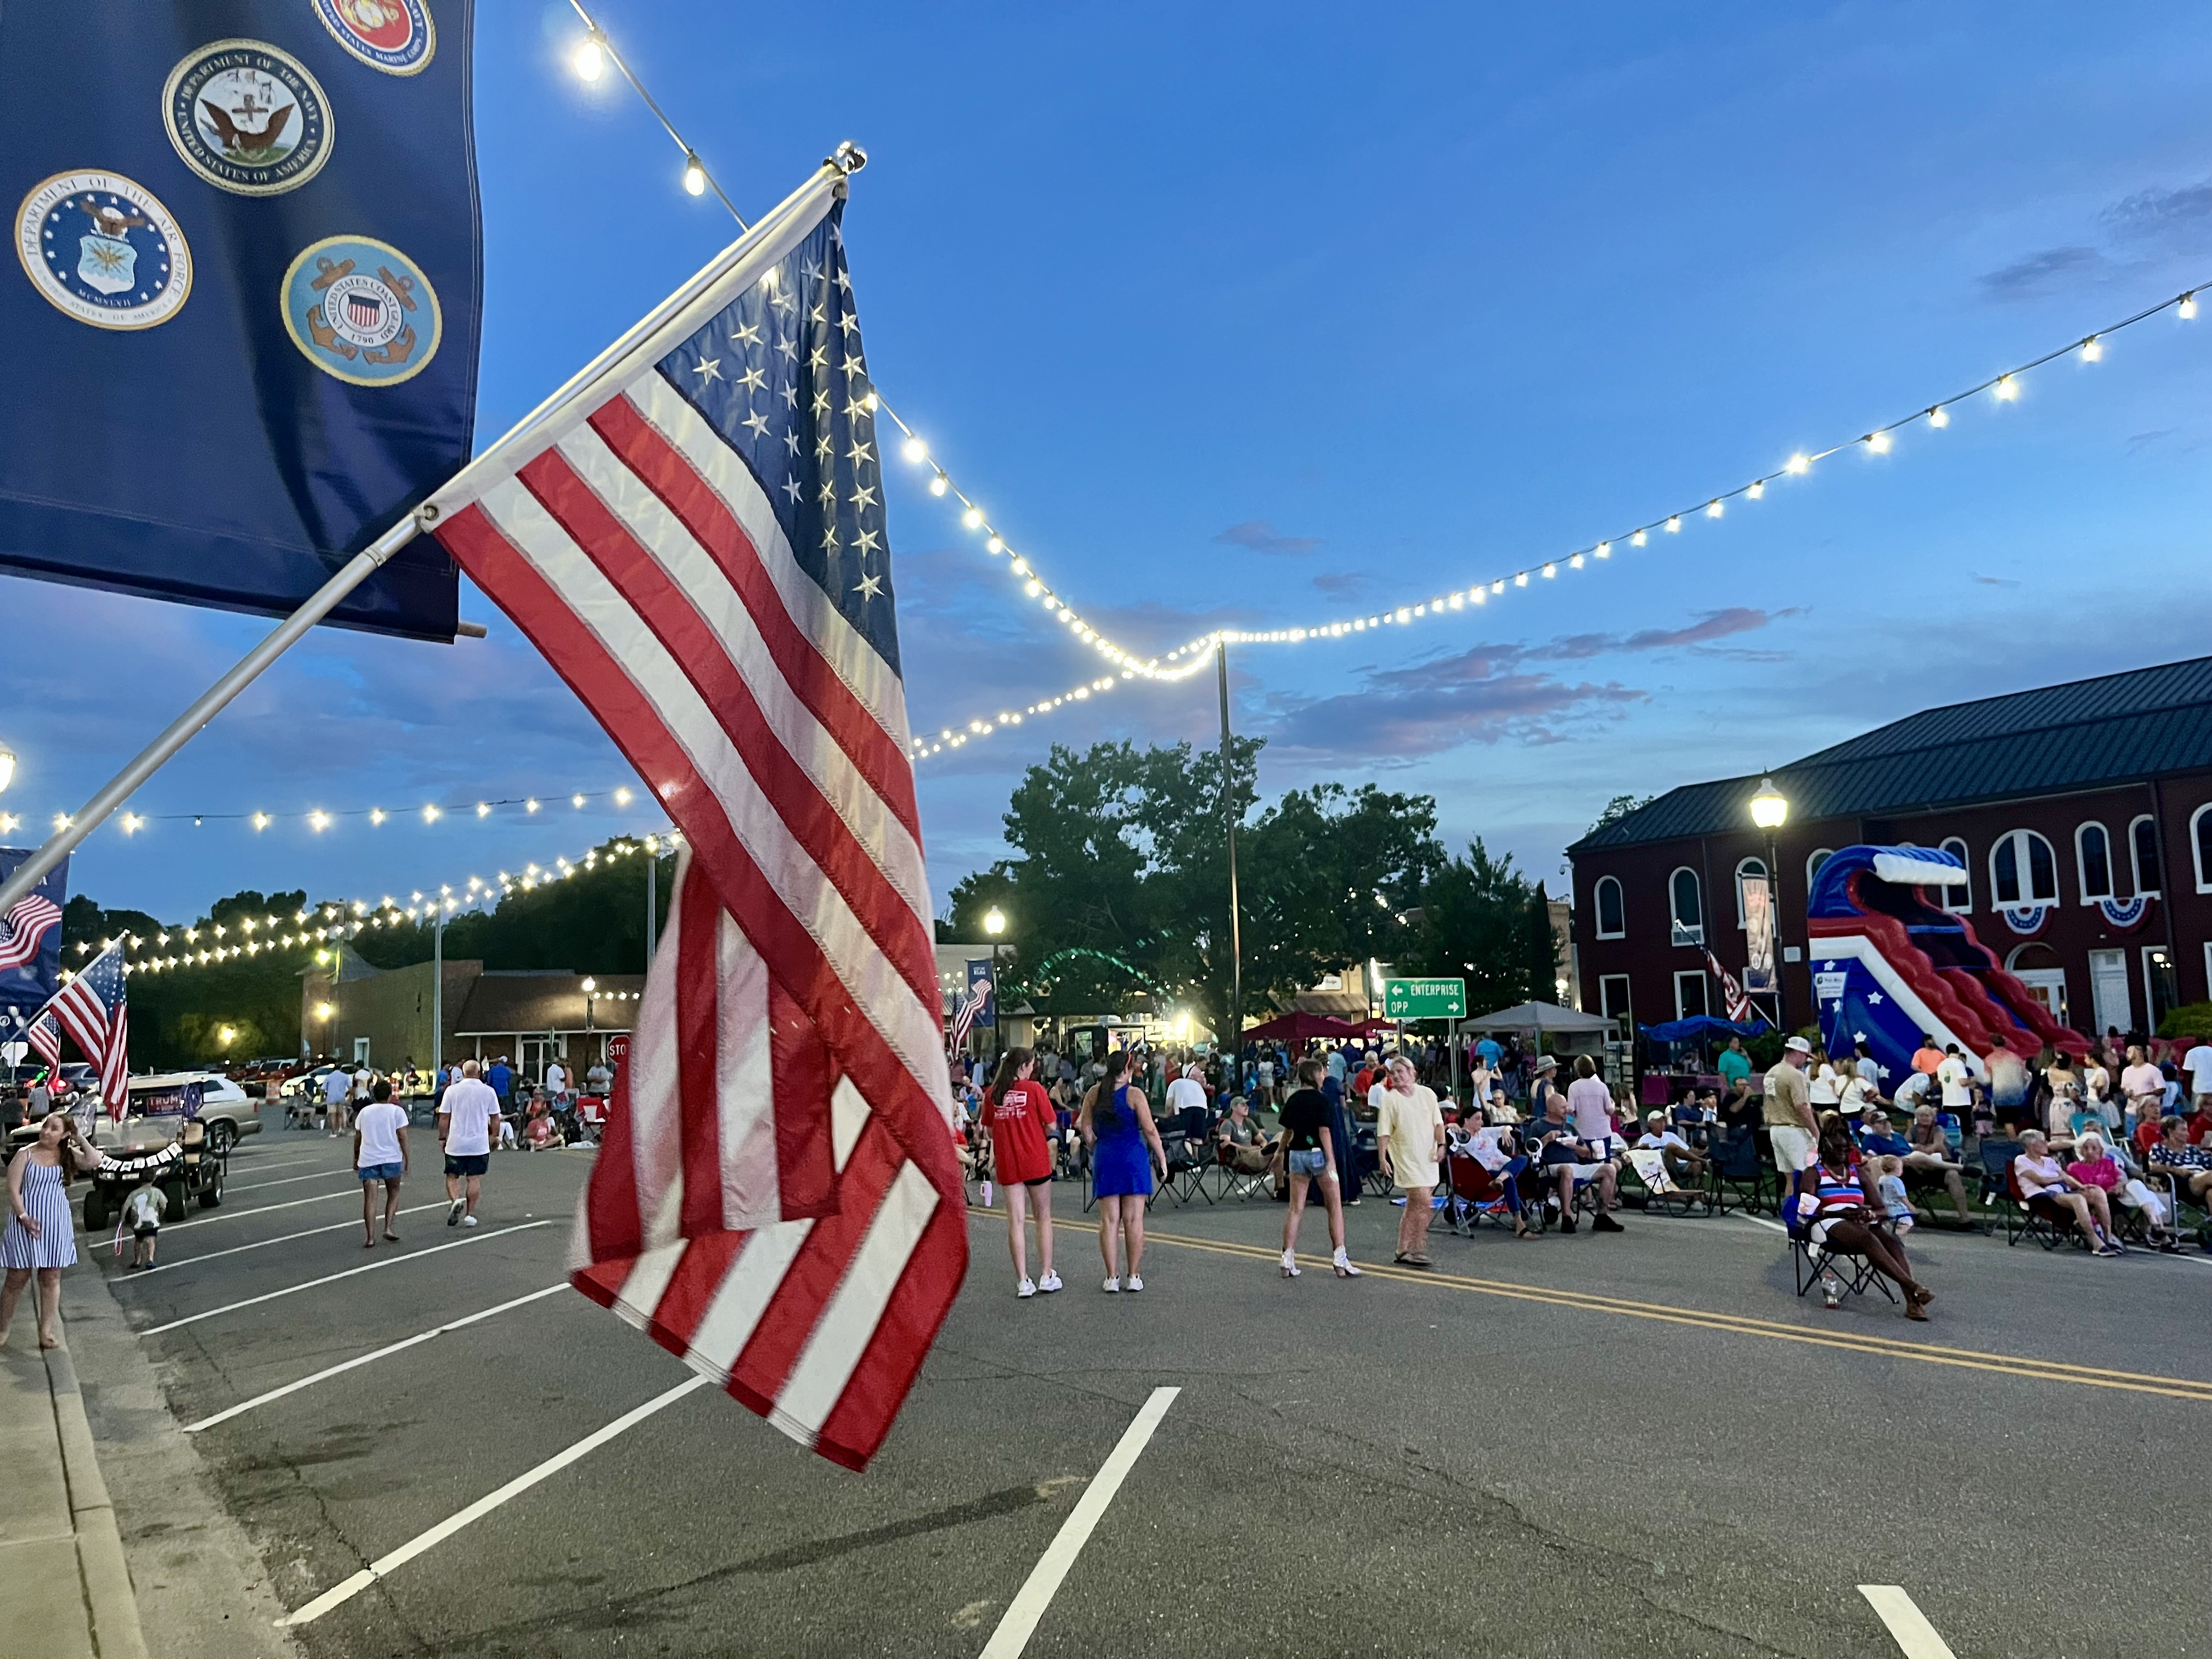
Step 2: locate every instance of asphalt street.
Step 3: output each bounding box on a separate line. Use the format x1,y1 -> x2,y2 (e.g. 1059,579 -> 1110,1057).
75,1105 -> 2212,1657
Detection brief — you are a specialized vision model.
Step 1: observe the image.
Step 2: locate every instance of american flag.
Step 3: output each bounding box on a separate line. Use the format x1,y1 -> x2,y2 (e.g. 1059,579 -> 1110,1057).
427,169 -> 963,1472
948,981 -> 986,1053
51,944 -> 127,1113
26,1009 -> 60,1071
1704,949 -> 1756,1025
0,892 -> 60,970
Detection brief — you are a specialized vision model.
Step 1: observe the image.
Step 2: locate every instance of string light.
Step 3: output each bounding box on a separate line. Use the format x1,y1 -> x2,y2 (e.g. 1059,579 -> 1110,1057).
551,2 -> 2212,768
682,154 -> 707,197
14,781 -> 659,838
572,33 -> 605,81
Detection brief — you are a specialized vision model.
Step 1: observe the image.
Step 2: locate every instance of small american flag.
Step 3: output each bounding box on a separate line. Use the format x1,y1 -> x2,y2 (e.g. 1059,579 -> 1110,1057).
1704,949 -> 1755,1025
427,170 -> 962,1472
51,944 -> 127,1113
948,983 -> 985,1053
26,1009 -> 60,1071
0,892 -> 60,971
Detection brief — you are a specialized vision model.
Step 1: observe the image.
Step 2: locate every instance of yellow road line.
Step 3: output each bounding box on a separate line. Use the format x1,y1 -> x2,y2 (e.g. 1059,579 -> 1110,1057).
969,1207 -> 2212,1403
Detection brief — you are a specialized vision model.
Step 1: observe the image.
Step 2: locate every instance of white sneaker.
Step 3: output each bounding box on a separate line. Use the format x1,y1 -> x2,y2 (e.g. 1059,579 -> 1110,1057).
1017,1278 -> 1036,1299
460,1214 -> 478,1228
1102,1277 -> 1120,1293
1124,1274 -> 1143,1293
447,1199 -> 465,1227
1037,1272 -> 1063,1294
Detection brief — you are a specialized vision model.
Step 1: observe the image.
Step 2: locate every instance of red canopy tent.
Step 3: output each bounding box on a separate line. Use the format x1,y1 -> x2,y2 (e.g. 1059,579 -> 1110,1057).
1240,1012 -> 1369,1043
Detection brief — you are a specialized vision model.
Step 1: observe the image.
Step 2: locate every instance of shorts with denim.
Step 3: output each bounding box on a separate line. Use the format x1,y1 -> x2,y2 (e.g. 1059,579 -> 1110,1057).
357,1161 -> 404,1183
1286,1148 -> 1330,1178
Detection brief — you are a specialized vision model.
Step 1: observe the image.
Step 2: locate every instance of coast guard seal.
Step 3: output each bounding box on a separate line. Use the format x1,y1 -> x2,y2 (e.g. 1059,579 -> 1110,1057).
281,234 -> 442,386
163,40 -> 333,196
311,0 -> 436,76
14,172 -> 191,331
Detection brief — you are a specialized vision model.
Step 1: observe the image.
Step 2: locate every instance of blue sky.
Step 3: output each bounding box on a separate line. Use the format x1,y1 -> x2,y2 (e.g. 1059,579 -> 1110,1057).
10,0 -> 2212,924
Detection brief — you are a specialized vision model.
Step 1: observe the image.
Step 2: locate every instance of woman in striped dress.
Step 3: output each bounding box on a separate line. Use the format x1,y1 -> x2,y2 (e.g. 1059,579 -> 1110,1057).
2,1112 -> 101,1350
1801,1116 -> 1932,1319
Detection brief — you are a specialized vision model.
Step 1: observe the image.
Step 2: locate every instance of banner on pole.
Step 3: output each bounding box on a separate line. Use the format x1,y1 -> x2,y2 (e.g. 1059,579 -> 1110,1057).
0,848 -> 69,1048
1743,877 -> 1777,995
0,2 -> 481,642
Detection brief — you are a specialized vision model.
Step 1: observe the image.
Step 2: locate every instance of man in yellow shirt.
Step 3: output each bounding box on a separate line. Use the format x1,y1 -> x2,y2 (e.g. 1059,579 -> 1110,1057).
1374,1057 -> 1446,1267
1763,1035 -> 1819,1207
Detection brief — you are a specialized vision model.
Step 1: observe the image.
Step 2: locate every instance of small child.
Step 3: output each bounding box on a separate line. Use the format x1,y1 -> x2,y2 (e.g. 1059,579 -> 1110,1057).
124,1172 -> 167,1270
1872,1154 -> 1916,1234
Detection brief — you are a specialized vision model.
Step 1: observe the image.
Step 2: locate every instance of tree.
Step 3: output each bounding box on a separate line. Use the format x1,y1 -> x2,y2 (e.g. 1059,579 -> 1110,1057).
1586,794 -> 1653,839
1401,839 -> 1559,1015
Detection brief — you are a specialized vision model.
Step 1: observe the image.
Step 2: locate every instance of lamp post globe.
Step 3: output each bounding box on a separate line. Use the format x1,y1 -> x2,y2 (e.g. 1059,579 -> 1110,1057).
1749,777 -> 1788,831
981,909 -> 1007,1056
983,907 -> 1005,937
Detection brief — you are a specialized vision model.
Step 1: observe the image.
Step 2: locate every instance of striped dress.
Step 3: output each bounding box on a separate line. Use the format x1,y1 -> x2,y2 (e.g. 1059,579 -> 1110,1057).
2,1159 -> 78,1269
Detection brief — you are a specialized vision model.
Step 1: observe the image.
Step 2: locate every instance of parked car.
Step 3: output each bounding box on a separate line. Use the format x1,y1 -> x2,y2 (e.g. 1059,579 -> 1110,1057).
101,1071 -> 262,1157
279,1064 -> 340,1100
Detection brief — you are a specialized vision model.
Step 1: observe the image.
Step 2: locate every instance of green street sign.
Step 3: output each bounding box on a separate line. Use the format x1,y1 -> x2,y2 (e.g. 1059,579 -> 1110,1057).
1381,977 -> 1466,1019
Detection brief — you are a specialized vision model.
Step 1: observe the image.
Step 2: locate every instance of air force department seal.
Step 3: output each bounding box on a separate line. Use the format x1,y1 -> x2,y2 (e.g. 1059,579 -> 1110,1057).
282,234 -> 442,386
311,0 -> 436,76
15,172 -> 191,331
164,40 -> 333,196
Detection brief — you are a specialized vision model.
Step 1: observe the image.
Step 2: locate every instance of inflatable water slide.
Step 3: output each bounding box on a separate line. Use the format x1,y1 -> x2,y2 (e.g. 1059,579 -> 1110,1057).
1805,845 -> 2090,1089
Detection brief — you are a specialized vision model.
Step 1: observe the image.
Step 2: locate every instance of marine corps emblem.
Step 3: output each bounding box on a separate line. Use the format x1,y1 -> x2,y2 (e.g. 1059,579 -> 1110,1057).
311,0 -> 436,76
163,40 -> 334,196
14,171 -> 192,331
281,234 -> 442,386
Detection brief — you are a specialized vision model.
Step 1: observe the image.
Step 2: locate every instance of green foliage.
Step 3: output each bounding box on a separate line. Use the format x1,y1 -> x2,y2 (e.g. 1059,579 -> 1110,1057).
1586,793 -> 1653,838
2158,1002 -> 2212,1040
59,844 -> 674,1071
972,740 -> 1530,1037
1398,840 -> 1556,1012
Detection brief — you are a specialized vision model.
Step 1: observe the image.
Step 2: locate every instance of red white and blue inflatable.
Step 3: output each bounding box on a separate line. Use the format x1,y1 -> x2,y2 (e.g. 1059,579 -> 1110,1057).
1807,844 -> 2090,1088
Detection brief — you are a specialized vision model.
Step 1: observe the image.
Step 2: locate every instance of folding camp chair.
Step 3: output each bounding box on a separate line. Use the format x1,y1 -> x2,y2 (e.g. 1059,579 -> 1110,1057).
2000,1164 -> 2082,1250
1159,1127 -> 1214,1205
1441,1147 -> 1521,1235
1790,1222 -> 1896,1306
1705,1127 -> 1770,1215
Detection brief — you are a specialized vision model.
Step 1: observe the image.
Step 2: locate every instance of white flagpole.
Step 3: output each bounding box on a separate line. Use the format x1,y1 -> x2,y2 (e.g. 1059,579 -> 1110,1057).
0,151 -> 861,919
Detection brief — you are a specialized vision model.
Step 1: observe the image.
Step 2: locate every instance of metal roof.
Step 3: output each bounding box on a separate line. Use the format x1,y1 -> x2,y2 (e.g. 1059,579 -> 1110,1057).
1570,654 -> 2212,853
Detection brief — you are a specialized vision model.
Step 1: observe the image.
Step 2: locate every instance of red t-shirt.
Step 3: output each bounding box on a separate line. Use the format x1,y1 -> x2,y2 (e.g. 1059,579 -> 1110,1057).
981,1079 -> 1054,1184
2135,1118 -> 2166,1162
2187,1110 -> 2212,1146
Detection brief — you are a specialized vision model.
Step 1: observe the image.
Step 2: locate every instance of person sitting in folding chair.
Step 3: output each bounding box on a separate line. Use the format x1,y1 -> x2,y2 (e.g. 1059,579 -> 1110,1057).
1636,1110 -> 1705,1187
1214,1096 -> 1276,1195
2014,1130 -> 2124,1257
1531,1086 -> 1623,1234
1799,1116 -> 1933,1318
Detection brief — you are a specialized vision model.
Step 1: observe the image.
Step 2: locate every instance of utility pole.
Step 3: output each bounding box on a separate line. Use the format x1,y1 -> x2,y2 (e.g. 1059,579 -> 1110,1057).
645,844 -> 658,969
431,902 -> 444,1084
1216,641 -> 1242,1052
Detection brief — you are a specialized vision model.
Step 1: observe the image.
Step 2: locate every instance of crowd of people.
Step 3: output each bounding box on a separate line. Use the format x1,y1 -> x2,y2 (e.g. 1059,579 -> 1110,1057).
288,1052 -> 615,1154
952,1019 -> 2212,1317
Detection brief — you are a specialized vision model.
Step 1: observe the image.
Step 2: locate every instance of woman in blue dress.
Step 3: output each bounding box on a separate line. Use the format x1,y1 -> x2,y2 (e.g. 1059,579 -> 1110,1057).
2,1111 -> 101,1349
1079,1048 -> 1166,1293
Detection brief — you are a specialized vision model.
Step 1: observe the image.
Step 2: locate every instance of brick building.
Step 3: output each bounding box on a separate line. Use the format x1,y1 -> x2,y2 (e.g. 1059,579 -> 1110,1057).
1567,656 -> 2212,1042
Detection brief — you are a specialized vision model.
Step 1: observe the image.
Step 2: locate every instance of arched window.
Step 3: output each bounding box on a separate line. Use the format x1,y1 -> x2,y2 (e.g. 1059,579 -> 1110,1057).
1991,828 -> 2058,906
1805,848 -> 1835,890
1939,837 -> 1971,911
2075,822 -> 2113,902
1669,867 -> 1703,947
2130,814 -> 2161,899
1594,875 -> 1624,939
2192,803 -> 2212,893
1734,857 -> 1767,928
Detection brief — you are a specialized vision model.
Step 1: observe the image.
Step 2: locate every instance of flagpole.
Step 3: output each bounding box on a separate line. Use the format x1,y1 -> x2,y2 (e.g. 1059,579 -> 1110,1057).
0,152 -> 864,922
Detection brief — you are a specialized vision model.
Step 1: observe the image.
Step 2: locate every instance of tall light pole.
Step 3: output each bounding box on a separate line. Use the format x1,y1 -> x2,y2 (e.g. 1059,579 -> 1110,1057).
1749,777 -> 1790,1035
982,908 -> 1005,1057
1216,641 -> 1243,1053
645,836 -> 659,969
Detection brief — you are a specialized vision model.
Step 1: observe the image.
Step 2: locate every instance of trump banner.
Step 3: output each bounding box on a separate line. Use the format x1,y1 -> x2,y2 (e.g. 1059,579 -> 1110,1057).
0,848 -> 69,1052
0,1 -> 481,642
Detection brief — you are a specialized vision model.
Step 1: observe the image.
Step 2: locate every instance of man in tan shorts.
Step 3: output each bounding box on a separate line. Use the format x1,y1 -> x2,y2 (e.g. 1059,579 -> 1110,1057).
1764,1035 -> 1819,1208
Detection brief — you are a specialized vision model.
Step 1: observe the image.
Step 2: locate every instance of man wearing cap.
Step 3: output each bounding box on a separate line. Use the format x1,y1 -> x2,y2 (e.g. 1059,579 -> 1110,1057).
1764,1035 -> 1819,1203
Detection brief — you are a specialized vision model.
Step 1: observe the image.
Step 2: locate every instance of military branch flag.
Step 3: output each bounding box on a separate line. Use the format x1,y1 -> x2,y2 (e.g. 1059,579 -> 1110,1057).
1705,949 -> 1756,1025
50,944 -> 128,1113
425,167 -> 964,1471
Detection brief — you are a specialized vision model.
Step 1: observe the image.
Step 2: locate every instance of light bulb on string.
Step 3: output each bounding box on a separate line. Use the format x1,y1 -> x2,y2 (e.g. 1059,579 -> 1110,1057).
682,155 -> 707,197
1994,374 -> 2019,401
928,472 -> 948,496
2182,292 -> 2199,320
2080,336 -> 2103,362
573,35 -> 605,80
901,436 -> 927,463
1928,407 -> 1950,428
1866,431 -> 1892,454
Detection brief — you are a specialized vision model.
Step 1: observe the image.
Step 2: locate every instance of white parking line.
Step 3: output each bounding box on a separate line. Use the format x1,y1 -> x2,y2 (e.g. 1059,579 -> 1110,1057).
138,1220 -> 554,1336
160,1187 -> 359,1231
1858,1585 -> 1957,1657
185,1283 -> 571,1432
277,1375 -> 708,1628
120,1202 -> 456,1277
979,1387 -> 1180,1658
227,1168 -> 356,1193
217,1155 -> 326,1175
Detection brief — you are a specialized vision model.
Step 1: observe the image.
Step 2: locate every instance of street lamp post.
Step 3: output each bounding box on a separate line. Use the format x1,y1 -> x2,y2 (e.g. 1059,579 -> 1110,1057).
982,907 -> 1005,1057
582,976 -> 597,1062
1748,777 -> 1790,1036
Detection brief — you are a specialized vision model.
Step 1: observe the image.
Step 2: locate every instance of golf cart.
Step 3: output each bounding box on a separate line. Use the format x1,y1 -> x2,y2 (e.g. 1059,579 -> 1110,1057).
75,1079 -> 228,1232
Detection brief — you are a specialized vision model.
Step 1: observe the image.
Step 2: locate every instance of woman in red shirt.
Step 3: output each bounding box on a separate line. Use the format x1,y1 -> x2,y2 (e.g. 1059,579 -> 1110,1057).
983,1048 -> 1060,1298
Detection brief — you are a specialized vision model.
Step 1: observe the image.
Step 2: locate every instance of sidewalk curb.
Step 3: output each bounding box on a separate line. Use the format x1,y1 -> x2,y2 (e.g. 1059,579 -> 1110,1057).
43,1340 -> 150,1659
